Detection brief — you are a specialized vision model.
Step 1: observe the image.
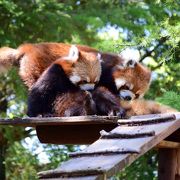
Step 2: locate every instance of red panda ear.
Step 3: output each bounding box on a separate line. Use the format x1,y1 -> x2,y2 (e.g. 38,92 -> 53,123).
62,45 -> 79,62
97,53 -> 103,62
126,59 -> 137,68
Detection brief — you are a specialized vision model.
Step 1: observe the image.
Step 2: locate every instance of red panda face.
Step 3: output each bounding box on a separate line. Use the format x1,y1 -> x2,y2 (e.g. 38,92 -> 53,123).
113,60 -> 151,101
101,52 -> 151,100
55,45 -> 102,91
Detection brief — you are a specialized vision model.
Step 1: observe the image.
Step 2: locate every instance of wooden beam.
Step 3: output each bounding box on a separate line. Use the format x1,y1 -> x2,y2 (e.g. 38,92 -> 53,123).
0,116 -> 119,127
166,129 -> 180,143
36,123 -> 117,144
0,145 -> 6,180
158,148 -> 180,180
176,149 -> 180,180
156,140 -> 180,149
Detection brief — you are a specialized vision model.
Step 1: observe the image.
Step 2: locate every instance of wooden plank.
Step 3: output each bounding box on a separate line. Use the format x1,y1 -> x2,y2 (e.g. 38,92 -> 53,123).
118,114 -> 176,125
0,116 -> 119,127
158,148 -> 180,180
38,113 -> 180,179
176,149 -> 180,180
36,124 -> 117,144
39,177 -> 100,180
156,140 -> 180,149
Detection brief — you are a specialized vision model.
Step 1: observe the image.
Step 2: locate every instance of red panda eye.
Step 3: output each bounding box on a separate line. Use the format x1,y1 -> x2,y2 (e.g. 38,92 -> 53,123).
81,80 -> 88,84
128,60 -> 133,65
118,85 -> 129,91
135,93 -> 139,98
127,59 -> 136,67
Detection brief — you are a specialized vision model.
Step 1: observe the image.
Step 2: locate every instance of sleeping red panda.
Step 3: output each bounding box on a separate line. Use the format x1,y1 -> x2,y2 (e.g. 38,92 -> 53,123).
0,43 -> 98,89
0,42 -> 153,117
27,45 -> 102,117
94,52 -> 151,105
0,43 -> 126,116
120,99 -> 177,118
27,52 -> 152,117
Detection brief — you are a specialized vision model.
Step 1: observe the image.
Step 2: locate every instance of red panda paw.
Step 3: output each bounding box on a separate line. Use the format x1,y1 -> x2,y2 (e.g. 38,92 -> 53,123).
92,86 -> 126,117
42,113 -> 55,117
116,108 -> 126,119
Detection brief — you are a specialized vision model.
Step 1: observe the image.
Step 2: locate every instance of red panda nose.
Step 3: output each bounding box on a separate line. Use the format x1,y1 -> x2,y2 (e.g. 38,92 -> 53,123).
124,96 -> 132,101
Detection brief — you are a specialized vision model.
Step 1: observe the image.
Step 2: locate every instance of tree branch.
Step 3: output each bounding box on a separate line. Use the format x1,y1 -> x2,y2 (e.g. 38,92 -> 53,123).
139,36 -> 169,62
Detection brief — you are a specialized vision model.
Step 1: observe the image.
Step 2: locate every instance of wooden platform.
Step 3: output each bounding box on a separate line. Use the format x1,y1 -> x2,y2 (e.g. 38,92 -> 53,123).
36,113 -> 180,179
0,113 -> 180,179
0,116 -> 119,144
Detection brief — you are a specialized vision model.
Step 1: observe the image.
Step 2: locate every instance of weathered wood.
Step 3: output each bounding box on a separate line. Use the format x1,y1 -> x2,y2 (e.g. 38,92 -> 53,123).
36,124 -> 117,144
118,114 -> 176,126
38,168 -> 105,179
100,129 -> 155,139
38,113 -> 180,179
156,140 -> 180,149
39,176 -> 101,180
69,149 -> 139,158
166,129 -> 180,142
0,116 -> 119,127
0,116 -> 119,144
158,148 -> 180,180
176,149 -> 180,180
0,145 -> 5,180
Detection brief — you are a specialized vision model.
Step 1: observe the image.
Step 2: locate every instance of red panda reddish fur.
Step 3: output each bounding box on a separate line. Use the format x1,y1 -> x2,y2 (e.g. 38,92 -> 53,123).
0,43 -> 98,89
120,99 -> 177,118
27,47 -> 102,117
0,42 -> 155,117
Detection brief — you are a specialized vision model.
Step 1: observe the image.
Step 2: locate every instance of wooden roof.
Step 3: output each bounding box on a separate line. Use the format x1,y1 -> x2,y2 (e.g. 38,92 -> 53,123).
37,113 -> 180,179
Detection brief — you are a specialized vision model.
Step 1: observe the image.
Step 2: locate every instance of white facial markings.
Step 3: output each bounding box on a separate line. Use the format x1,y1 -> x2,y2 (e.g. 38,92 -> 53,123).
126,82 -> 134,90
97,53 -> 103,62
130,84 -> 134,90
116,64 -> 125,70
94,76 -> 100,83
80,83 -> 95,91
86,77 -> 90,83
61,45 -> 79,62
118,48 -> 140,68
119,90 -> 135,101
115,78 -> 126,89
139,93 -> 144,99
69,75 -> 81,84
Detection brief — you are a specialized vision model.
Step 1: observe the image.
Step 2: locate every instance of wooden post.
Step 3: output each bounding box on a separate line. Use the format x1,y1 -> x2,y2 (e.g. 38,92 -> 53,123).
158,148 -> 180,180
0,132 -> 6,180
176,149 -> 180,180
0,144 -> 6,180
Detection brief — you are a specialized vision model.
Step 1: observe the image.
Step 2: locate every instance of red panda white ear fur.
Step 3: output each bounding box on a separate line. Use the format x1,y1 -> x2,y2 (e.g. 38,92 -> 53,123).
62,45 -> 79,62
119,48 -> 140,69
97,53 -> 103,62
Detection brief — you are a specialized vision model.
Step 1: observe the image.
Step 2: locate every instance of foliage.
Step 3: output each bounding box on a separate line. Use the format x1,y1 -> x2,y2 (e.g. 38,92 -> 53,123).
5,142 -> 39,180
156,91 -> 180,111
0,0 -> 179,179
114,150 -> 158,180
41,144 -> 78,170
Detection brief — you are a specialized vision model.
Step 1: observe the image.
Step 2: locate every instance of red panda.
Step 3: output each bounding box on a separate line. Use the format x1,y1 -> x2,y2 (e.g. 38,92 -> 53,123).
0,43 -> 125,116
0,42 -> 152,117
0,43 -> 98,89
120,99 -> 177,118
0,43 -> 151,98
98,52 -> 151,100
27,45 -> 101,117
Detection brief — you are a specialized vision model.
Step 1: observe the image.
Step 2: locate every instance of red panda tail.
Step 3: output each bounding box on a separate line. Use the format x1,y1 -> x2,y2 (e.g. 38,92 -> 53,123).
0,47 -> 22,73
